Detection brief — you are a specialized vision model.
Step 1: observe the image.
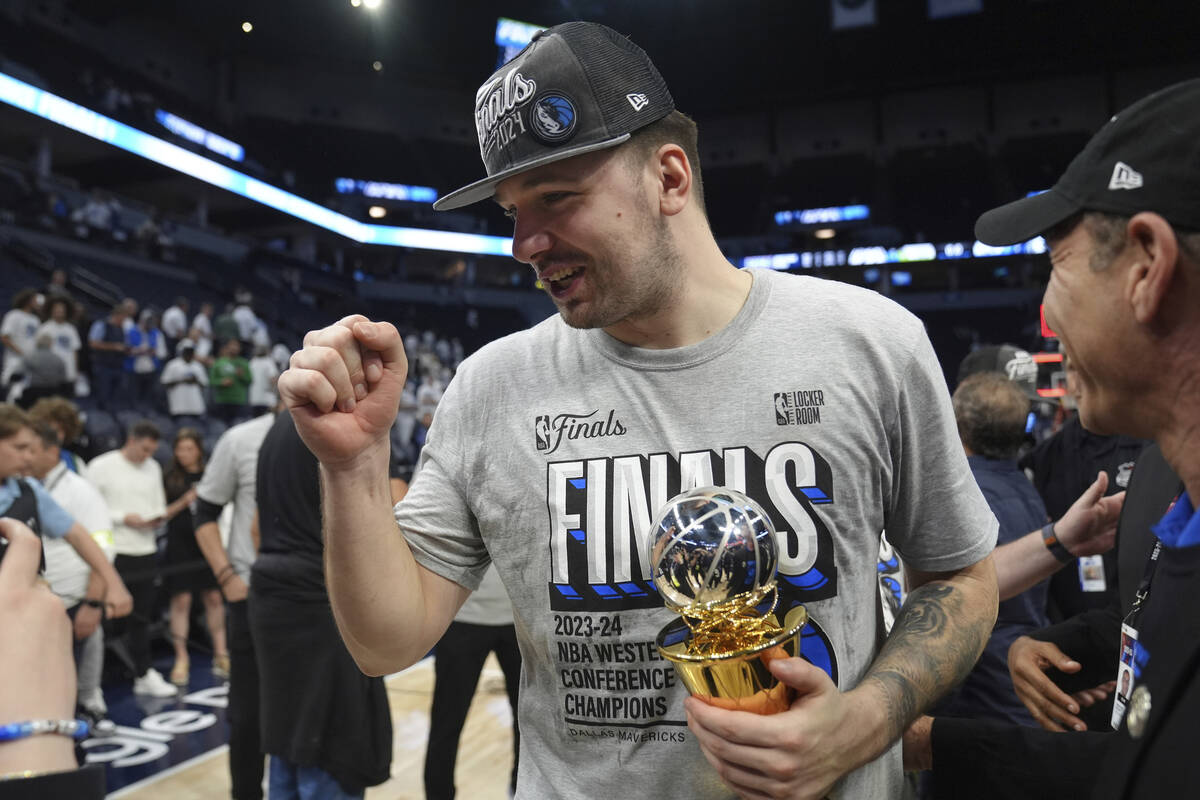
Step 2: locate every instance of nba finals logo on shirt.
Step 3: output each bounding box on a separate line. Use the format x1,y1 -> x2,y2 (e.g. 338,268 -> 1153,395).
535,410 -> 628,455
774,388 -> 826,426
475,69 -> 537,158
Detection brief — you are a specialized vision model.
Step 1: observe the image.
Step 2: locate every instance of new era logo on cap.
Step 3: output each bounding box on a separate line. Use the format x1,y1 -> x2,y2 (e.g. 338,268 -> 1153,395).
626,93 -> 649,111
1108,161 -> 1144,191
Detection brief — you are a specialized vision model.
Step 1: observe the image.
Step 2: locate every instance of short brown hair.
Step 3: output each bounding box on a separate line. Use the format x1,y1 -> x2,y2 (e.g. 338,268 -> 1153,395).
28,396 -> 83,445
0,404 -> 31,441
622,110 -> 706,217
29,420 -> 60,449
127,420 -> 161,442
952,373 -> 1030,460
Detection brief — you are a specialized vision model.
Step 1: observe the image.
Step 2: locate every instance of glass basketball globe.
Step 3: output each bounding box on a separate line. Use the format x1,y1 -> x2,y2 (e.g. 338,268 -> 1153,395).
646,486 -> 779,614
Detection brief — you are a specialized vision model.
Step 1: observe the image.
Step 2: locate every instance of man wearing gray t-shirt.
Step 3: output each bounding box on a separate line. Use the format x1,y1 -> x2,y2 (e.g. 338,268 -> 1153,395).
279,21 -> 999,800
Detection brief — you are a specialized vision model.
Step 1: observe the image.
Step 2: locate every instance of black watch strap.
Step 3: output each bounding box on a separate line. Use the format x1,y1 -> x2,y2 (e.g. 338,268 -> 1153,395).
82,598 -> 105,608
1042,522 -> 1075,564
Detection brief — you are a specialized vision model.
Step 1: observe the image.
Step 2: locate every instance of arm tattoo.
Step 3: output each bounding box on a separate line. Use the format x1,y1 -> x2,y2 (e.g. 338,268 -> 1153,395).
862,582 -> 989,741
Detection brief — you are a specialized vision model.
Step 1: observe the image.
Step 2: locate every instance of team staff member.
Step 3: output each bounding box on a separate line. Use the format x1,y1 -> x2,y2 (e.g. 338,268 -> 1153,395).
280,22 -> 999,800
250,410 -> 392,798
193,408 -> 276,800
910,77 -> 1200,798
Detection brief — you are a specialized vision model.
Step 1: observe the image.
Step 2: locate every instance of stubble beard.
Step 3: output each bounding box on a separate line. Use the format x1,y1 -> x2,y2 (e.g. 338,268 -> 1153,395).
556,214 -> 683,331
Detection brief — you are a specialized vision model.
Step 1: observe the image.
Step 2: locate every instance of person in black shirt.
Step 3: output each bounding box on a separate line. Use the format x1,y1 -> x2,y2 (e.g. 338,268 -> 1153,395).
1020,358 -> 1146,632
162,428 -> 228,687
249,410 -> 392,798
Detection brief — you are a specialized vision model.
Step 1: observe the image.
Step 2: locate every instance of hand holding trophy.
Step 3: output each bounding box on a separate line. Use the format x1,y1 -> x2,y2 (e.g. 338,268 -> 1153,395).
648,487 -> 808,714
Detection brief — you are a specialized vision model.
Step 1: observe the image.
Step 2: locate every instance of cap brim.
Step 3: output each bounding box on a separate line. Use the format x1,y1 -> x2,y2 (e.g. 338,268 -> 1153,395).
433,133 -> 631,211
974,188 -> 1080,246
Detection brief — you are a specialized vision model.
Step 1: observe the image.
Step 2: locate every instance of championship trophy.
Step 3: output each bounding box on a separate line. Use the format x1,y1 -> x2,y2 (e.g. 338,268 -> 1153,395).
648,487 -> 807,714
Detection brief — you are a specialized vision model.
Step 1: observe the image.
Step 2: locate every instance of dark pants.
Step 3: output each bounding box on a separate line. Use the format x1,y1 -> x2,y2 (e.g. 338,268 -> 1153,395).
112,553 -> 158,676
424,622 -> 521,800
90,364 -> 125,411
18,383 -> 72,409
227,599 -> 265,800
212,402 -> 249,425
130,370 -> 159,411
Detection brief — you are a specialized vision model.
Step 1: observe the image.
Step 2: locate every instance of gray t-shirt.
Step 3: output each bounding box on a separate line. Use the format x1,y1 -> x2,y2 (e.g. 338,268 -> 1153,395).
396,269 -> 997,799
197,412 -> 275,583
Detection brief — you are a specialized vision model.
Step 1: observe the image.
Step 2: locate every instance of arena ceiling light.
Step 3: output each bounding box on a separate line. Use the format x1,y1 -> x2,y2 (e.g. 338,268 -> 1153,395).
368,205 -> 386,218
241,21 -> 253,33
0,70 -> 512,257
363,0 -> 382,9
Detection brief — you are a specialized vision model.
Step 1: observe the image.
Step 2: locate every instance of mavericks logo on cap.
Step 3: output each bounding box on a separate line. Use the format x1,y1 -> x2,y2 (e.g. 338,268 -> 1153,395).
530,92 -> 578,145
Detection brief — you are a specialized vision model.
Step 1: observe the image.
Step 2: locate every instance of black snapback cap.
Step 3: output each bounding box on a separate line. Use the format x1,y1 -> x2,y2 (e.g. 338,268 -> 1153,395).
433,21 -> 675,211
975,78 -> 1200,246
956,344 -> 1040,400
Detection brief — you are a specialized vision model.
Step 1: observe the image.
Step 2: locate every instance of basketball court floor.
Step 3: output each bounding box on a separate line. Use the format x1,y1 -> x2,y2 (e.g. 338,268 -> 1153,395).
93,654 -> 514,799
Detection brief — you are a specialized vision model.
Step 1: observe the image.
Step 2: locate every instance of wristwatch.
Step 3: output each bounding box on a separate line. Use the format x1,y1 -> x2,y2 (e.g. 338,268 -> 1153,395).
82,598 -> 105,609
1042,522 -> 1075,564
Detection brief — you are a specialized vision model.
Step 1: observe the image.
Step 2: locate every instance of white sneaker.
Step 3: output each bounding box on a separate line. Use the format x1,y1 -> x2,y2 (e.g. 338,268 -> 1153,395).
133,668 -> 178,698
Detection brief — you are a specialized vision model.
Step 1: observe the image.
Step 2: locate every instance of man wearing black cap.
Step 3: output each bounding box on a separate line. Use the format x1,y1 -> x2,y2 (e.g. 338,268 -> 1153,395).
279,22 -> 1002,799
906,78 -> 1200,799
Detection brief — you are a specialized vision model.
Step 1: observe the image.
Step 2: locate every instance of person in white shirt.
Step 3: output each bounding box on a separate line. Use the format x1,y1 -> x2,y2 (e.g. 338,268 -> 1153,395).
161,296 -> 190,352
191,302 -> 214,343
89,420 -> 176,698
232,302 -> 258,345
26,420 -> 115,721
1,288 -> 42,393
161,340 -> 209,423
247,345 -> 279,415
36,297 -> 81,386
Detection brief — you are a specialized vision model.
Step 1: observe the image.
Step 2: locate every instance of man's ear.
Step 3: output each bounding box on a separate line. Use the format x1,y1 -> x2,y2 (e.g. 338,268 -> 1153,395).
1125,212 -> 1179,326
655,144 -> 692,217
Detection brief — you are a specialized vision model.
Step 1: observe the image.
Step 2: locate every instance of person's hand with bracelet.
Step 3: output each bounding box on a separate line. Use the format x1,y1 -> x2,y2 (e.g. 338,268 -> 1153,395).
73,599 -> 103,641
0,519 -> 83,780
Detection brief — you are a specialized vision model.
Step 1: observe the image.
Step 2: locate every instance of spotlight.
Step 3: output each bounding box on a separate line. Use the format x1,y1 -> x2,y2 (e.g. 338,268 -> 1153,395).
814,228 -> 836,239
363,0 -> 382,8
350,0 -> 361,6
372,61 -> 383,72
241,21 -> 253,33
368,205 -> 387,219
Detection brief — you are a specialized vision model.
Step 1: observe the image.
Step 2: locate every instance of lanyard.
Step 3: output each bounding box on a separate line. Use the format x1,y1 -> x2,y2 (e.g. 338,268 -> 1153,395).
1127,539 -> 1162,619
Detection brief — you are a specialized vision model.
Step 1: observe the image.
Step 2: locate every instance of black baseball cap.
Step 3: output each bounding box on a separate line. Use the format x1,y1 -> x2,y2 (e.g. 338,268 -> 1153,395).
976,78 -> 1200,246
433,21 -> 675,211
956,344 -> 1040,400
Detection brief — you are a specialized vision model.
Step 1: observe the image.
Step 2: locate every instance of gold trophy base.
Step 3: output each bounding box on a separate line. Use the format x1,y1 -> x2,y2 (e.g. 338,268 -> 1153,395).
656,603 -> 808,715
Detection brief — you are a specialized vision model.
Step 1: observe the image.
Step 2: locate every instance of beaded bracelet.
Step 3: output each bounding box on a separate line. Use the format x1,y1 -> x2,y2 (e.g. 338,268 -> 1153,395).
0,719 -> 90,743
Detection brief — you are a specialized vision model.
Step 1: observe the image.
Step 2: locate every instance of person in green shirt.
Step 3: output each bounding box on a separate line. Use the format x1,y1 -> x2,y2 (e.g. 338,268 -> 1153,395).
209,338 -> 251,424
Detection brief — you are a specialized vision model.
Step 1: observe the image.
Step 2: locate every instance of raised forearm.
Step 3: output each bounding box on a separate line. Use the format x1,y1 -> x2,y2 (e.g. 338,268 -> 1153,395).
854,555 -> 998,751
322,450 -> 465,676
